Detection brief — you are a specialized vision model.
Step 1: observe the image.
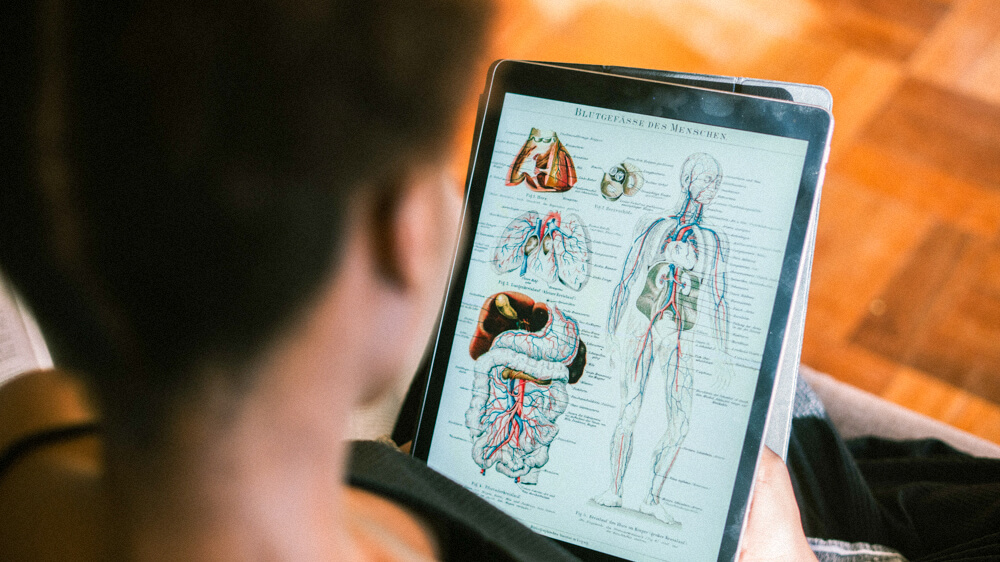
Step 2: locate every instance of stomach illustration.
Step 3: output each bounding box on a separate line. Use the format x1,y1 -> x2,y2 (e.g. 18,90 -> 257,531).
465,292 -> 586,484
492,211 -> 592,291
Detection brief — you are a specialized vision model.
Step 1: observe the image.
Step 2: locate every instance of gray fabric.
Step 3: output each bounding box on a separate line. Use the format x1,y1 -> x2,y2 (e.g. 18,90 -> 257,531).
793,368 -> 827,419
809,538 -> 907,562
800,367 -> 1000,459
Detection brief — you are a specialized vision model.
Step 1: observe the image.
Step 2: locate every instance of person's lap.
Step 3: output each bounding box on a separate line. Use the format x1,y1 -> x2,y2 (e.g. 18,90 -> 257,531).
788,375 -> 1000,561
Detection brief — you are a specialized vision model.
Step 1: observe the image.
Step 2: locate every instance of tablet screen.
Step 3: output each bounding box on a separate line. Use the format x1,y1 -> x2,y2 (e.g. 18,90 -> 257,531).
415,62 -> 830,561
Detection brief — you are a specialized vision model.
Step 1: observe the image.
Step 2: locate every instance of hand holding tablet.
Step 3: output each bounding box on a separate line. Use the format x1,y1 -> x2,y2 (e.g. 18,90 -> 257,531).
739,448 -> 818,562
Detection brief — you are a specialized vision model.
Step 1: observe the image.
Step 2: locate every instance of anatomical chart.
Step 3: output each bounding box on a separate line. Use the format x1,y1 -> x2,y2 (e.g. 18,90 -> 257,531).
465,292 -> 587,484
425,93 -> 811,561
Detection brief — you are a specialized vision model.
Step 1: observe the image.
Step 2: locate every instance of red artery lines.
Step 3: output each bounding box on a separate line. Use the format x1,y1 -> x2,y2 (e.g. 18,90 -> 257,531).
537,212 -> 561,244
484,379 -> 526,463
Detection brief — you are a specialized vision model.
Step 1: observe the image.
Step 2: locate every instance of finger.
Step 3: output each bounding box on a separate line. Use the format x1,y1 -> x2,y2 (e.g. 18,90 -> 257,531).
739,447 -> 817,561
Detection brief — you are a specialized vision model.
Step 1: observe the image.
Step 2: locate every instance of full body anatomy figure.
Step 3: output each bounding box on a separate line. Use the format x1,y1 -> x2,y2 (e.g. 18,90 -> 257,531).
593,153 -> 731,526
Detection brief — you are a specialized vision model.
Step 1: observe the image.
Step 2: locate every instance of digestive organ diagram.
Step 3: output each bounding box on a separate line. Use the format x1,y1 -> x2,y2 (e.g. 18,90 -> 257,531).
600,160 -> 645,201
493,211 -> 592,291
466,292 -> 587,484
506,128 -> 577,192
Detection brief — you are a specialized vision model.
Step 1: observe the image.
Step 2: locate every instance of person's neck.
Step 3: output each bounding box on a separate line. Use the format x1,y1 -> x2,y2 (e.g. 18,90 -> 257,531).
104,362 -> 361,560
674,192 -> 704,224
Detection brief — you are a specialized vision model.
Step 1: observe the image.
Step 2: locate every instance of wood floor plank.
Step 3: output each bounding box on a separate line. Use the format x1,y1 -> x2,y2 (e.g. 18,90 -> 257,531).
909,0 -> 1000,105
500,4 -> 711,72
908,244 -> 1000,400
854,225 -> 1000,403
835,142 -> 1000,237
745,37 -> 844,86
858,78 -> 1000,191
820,52 -> 903,155
806,171 -> 932,341
882,367 -> 1000,444
849,0 -> 952,32
801,340 -> 899,396
493,0 -> 819,75
809,0 -> 952,60
851,223 -> 965,358
948,396 -> 1000,445
882,366 -> 973,422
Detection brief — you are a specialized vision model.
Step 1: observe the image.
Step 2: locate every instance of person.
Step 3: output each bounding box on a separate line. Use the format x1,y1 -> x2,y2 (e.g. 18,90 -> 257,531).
594,152 -> 731,525
0,1 -> 862,560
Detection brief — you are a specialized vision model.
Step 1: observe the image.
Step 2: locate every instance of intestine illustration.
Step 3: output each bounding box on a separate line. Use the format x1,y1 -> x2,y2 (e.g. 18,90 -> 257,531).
506,128 -> 577,192
600,160 -> 645,201
465,292 -> 587,484
492,211 -> 592,291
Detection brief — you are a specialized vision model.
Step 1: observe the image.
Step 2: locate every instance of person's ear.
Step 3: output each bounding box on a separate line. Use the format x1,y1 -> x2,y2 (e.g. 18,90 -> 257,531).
369,167 -> 461,296
354,166 -> 460,399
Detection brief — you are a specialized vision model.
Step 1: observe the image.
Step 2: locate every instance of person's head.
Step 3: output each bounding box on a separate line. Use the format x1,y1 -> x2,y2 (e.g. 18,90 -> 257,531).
679,152 -> 722,204
1,0 -> 489,449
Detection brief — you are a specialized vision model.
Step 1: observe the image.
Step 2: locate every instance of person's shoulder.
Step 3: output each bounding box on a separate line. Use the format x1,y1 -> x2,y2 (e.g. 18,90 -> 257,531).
0,369 -> 104,560
0,369 -> 97,450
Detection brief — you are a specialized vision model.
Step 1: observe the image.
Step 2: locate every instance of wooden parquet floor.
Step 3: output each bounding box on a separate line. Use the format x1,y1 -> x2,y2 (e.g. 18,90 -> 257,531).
455,0 -> 1000,444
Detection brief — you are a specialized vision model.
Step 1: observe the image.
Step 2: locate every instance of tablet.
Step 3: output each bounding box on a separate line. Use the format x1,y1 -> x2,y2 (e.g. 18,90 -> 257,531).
412,60 -> 832,561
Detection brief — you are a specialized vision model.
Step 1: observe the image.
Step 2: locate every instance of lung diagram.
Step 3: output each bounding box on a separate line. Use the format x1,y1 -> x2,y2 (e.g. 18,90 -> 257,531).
492,211 -> 592,291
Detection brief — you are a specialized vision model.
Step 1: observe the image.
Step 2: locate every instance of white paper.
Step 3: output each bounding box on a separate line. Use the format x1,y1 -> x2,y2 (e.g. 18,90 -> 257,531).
0,273 -> 53,386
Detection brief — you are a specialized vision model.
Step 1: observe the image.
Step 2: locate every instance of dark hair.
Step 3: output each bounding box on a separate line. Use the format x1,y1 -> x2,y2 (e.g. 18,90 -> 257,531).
0,0 -> 489,445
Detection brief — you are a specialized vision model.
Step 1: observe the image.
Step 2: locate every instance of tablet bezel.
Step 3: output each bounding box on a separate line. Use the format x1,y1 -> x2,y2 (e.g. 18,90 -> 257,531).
412,60 -> 832,561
